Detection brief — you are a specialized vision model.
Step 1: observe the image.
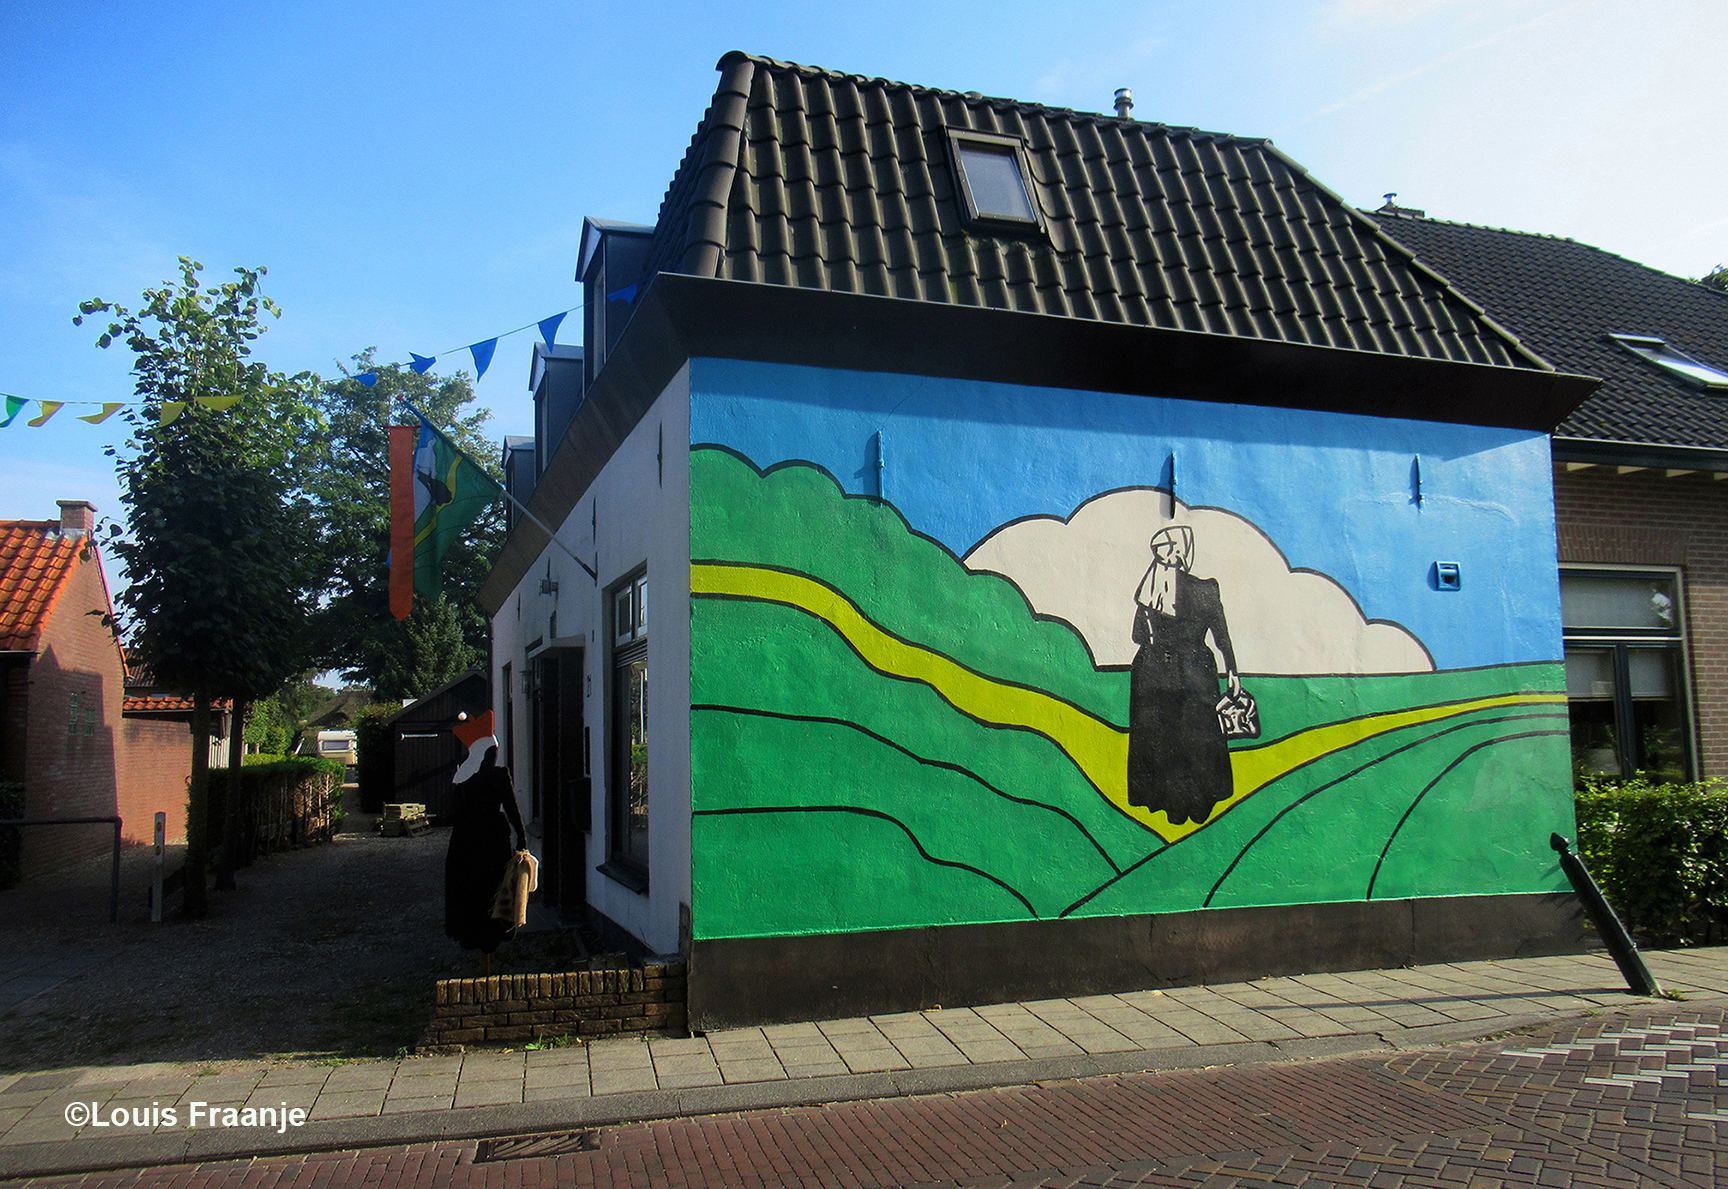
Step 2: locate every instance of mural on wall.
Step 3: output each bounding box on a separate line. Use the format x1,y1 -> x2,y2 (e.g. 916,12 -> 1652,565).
689,425 -> 1572,943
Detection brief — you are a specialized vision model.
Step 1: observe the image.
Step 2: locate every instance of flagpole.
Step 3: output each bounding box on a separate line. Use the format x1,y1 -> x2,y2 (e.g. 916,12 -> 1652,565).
400,400 -> 598,583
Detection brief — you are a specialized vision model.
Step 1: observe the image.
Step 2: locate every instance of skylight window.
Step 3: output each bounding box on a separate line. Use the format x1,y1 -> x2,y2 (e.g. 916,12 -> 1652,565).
1610,334 -> 1728,390
948,131 -> 1042,229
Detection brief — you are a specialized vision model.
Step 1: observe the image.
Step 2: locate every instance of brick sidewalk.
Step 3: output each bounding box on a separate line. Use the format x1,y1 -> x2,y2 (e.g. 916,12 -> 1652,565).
7,1000 -> 1727,1188
0,946 -> 1724,1179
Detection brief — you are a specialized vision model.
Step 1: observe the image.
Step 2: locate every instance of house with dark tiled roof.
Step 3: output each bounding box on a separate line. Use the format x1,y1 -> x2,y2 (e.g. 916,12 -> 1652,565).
480,53 -> 1605,1028
1,500 -> 220,882
1373,208 -> 1728,786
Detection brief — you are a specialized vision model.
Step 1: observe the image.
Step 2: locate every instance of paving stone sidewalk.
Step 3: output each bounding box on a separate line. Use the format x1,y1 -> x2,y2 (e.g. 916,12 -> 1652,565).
1,946 -> 1724,1179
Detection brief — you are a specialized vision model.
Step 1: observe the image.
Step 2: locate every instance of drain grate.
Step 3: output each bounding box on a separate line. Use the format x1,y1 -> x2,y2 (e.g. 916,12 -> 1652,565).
474,1130 -> 602,1162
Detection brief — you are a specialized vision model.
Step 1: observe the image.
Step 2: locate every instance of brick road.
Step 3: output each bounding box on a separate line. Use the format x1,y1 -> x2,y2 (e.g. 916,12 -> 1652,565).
7,1002 -> 1725,1189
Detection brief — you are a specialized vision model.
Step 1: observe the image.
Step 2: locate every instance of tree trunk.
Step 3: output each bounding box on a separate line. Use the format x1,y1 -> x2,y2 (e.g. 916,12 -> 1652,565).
215,700 -> 248,891
184,694 -> 211,918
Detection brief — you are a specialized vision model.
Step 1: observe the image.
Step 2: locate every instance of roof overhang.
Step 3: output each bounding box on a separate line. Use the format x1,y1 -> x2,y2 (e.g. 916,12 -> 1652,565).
1552,435 -> 1728,474
479,273 -> 1600,613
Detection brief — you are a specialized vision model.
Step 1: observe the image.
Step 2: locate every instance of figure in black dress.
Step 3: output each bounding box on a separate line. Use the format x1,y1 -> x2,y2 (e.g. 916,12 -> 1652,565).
1127,526 -> 1241,827
445,711 -> 527,954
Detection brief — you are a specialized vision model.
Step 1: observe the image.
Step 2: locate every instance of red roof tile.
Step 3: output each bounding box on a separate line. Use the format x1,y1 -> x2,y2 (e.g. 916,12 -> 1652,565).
0,522 -> 84,653
123,694 -> 234,713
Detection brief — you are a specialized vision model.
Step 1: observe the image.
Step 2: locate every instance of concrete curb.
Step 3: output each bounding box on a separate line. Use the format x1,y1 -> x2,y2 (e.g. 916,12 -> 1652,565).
0,1013 -> 1571,1181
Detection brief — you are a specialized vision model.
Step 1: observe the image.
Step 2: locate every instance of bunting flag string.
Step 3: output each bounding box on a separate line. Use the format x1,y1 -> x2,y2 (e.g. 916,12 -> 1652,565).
5,292 -> 621,426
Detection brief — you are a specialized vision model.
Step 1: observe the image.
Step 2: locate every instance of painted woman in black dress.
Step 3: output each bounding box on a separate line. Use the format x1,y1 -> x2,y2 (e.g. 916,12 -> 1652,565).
1127,526 -> 1241,827
444,713 -> 526,954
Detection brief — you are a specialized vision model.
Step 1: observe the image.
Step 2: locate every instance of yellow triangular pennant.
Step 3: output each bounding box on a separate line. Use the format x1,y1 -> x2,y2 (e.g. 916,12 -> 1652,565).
194,395 -> 244,411
159,402 -> 187,425
27,402 -> 63,427
78,403 -> 124,424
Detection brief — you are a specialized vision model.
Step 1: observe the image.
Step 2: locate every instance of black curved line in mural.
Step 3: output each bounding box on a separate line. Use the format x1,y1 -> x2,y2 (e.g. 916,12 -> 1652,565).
691,444 -> 1115,670
1058,842 -> 1172,918
1364,728 -> 1571,902
1202,711 -> 1570,908
961,482 -> 1439,674
694,580 -> 1131,786
693,703 -> 1124,875
692,567 -> 1122,728
692,804 -> 1038,917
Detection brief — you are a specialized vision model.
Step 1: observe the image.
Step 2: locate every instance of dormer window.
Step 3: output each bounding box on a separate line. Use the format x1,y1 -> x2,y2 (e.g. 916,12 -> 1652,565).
1609,334 -> 1728,390
948,131 -> 1043,230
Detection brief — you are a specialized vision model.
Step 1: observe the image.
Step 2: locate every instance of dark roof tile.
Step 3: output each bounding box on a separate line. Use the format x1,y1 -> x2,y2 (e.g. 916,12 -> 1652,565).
637,52 -> 1545,368
1373,213 -> 1728,446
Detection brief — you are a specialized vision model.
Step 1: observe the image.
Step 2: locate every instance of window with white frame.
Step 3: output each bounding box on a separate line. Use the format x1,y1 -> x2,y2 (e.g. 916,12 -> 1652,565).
1562,567 -> 1691,781
608,570 -> 649,879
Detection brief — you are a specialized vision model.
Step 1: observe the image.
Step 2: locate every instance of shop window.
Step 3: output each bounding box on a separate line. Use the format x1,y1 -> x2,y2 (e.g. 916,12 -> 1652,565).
606,570 -> 649,884
1562,568 -> 1691,781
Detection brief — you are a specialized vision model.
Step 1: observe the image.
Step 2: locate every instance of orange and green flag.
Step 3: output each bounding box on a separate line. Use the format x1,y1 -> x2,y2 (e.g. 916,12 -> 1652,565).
389,404 -> 501,619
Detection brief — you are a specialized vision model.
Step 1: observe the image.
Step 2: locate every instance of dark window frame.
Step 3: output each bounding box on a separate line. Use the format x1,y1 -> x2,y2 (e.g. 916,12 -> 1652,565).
1561,565 -> 1694,782
601,567 -> 650,890
944,128 -> 1046,234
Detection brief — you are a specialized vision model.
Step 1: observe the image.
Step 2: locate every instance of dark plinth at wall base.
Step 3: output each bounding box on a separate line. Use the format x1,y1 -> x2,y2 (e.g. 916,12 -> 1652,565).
687,893 -> 1587,1031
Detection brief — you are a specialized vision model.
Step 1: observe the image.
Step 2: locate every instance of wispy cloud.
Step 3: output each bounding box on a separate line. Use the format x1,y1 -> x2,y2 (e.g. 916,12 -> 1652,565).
1278,0 -> 1593,135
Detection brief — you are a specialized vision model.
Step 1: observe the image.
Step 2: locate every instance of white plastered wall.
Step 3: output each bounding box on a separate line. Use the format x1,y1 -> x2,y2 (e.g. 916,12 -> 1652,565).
491,363 -> 692,955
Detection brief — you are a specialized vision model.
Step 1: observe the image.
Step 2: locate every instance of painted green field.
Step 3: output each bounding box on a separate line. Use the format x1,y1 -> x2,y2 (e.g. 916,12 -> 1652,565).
690,446 -> 1573,941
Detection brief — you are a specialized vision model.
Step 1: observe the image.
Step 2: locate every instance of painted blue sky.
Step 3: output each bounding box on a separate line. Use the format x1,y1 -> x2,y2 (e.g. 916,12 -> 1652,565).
3,0 -> 1724,534
691,359 -> 1562,672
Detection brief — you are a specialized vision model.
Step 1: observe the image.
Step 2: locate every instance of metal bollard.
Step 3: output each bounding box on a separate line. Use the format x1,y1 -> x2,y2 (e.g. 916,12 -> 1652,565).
152,812 -> 166,923
1550,833 -> 1661,997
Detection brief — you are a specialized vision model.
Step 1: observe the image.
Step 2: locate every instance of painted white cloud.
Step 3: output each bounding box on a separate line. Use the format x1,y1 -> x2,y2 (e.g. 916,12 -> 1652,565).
962,490 -> 1433,675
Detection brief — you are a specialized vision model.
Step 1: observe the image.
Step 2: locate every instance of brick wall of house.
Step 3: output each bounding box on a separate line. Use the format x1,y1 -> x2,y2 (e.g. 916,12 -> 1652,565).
420,963 -> 688,1052
1553,465 -> 1728,778
119,719 -> 193,846
21,543 -> 125,877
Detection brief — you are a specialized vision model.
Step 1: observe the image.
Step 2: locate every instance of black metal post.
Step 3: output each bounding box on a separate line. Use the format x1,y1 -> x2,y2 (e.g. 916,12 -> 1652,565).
110,818 -> 122,924
1550,833 -> 1660,997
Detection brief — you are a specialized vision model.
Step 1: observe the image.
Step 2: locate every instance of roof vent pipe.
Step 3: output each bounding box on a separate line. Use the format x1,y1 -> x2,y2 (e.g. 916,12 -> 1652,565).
1113,88 -> 1133,118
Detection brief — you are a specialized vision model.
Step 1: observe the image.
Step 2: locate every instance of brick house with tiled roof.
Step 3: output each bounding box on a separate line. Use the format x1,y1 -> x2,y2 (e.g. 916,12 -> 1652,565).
481,54 -> 1607,1028
1373,210 -> 1728,785
1,500 -> 220,881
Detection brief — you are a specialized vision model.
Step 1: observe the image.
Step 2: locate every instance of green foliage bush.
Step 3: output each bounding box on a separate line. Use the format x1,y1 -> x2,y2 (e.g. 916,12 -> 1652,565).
354,704 -> 400,814
1575,776 -> 1728,947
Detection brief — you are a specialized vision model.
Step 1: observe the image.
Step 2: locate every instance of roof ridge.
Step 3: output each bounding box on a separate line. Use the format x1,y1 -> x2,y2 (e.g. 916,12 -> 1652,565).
1368,211 -> 1728,293
716,50 -> 1259,146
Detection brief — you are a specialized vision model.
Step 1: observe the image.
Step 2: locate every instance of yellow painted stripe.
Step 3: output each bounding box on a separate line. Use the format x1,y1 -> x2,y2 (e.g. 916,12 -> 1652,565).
692,562 -> 1567,843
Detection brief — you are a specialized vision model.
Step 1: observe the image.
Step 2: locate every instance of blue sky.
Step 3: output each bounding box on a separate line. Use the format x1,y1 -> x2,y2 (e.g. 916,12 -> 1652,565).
3,0 -> 1724,530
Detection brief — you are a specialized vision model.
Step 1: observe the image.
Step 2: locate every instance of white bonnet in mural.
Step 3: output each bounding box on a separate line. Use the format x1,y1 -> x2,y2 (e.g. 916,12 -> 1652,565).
963,490 -> 1434,674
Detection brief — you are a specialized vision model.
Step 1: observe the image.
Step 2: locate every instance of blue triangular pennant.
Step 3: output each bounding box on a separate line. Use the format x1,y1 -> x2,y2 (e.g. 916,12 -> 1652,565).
468,338 -> 498,381
607,283 -> 638,305
357,372 -> 378,388
410,353 -> 436,374
538,312 -> 566,348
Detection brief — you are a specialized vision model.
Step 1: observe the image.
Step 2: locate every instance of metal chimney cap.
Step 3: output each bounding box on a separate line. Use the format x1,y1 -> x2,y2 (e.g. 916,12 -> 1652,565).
1113,88 -> 1133,118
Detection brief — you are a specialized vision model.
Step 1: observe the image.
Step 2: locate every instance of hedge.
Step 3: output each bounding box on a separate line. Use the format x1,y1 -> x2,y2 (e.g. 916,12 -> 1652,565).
1575,777 -> 1728,948
354,704 -> 399,814
217,756 -> 346,866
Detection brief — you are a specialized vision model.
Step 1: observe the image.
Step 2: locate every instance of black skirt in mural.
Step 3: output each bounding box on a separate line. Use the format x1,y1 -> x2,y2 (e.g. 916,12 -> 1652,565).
1127,573 -> 1237,827
444,757 -> 518,953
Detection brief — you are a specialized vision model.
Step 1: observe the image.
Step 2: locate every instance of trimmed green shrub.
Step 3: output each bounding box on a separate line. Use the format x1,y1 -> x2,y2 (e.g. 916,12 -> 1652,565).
1575,776 -> 1728,947
354,703 -> 399,814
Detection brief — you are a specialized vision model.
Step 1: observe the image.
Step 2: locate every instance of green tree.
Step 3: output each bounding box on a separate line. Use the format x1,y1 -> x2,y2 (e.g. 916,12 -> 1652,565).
77,259 -> 317,917
375,596 -> 482,701
1700,265 -> 1728,294
245,680 -> 333,755
303,356 -> 503,688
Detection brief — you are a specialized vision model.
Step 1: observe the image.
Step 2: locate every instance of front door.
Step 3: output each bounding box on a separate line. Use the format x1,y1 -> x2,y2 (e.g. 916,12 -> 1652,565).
531,648 -> 587,917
